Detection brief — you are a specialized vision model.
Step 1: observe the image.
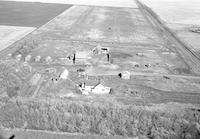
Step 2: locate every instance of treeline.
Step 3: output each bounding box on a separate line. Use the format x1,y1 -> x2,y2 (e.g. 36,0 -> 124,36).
0,99 -> 199,139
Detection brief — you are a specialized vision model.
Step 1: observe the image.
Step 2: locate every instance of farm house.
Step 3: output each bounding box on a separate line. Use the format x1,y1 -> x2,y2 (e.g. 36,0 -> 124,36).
78,82 -> 111,95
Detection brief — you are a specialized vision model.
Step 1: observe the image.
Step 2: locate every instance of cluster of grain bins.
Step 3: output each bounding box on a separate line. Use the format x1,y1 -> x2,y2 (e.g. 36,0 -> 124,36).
14,53 -> 55,64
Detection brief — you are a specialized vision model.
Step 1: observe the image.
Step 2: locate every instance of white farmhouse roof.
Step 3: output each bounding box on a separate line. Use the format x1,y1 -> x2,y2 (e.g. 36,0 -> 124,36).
92,83 -> 111,94
79,82 -> 111,95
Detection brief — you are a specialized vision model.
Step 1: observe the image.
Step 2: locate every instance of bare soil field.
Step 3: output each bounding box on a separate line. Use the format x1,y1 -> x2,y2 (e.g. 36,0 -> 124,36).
32,6 -> 163,45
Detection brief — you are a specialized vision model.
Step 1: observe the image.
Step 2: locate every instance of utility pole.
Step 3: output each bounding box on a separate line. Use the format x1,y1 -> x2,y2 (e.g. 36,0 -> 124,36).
107,53 -> 110,62
73,52 -> 76,64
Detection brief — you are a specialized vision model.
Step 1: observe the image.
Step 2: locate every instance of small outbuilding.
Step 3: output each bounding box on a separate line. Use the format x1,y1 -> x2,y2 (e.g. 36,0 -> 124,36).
45,56 -> 52,63
45,68 -> 56,74
25,55 -> 32,62
92,45 -> 110,55
35,55 -> 41,62
16,54 -> 22,61
77,68 -> 87,77
119,71 -> 131,80
60,69 -> 69,80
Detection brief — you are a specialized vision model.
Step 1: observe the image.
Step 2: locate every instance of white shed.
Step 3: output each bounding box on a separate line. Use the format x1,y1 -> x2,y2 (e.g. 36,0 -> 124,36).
60,69 -> 69,80
16,54 -> 22,61
25,55 -> 32,62
35,55 -> 41,62
121,71 -> 131,79
45,56 -> 52,63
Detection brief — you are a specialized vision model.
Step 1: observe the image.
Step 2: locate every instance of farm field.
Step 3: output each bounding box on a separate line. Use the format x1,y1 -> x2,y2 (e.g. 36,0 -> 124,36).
140,0 -> 200,59
8,5 -> 191,75
0,25 -> 35,51
0,1 -> 72,56
0,1 -> 72,27
0,0 -> 200,139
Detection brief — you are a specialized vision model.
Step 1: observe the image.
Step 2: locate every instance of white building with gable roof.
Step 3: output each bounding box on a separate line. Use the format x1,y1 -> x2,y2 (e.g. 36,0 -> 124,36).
79,82 -> 111,95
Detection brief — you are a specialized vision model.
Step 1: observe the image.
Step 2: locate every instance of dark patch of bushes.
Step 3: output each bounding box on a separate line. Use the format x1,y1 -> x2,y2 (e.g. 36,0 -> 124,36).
0,99 -> 199,139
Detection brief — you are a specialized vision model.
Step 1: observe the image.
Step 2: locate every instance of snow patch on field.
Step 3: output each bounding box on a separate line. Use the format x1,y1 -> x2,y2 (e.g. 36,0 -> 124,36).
0,25 -> 36,51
